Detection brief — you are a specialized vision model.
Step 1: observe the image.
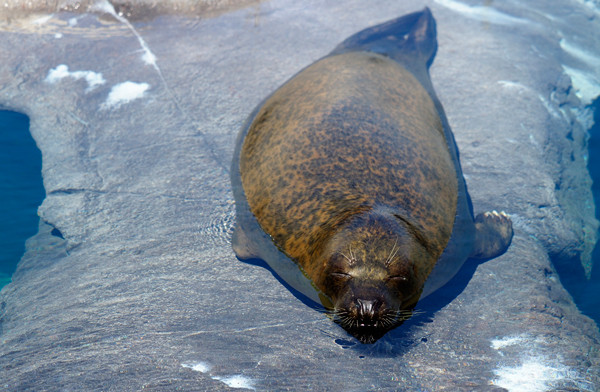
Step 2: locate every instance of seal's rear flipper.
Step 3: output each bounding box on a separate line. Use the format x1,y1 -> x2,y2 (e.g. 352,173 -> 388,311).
330,7 -> 437,68
469,211 -> 514,259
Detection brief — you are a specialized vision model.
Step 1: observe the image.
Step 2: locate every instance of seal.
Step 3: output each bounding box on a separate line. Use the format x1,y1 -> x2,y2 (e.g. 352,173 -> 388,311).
230,8 -> 513,344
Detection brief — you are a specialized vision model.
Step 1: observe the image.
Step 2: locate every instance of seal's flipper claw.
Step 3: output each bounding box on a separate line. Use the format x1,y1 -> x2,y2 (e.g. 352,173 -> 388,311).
470,211 -> 513,259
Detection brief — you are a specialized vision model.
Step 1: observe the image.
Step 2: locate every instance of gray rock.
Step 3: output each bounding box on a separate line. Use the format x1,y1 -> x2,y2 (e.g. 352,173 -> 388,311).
1,0 -> 599,390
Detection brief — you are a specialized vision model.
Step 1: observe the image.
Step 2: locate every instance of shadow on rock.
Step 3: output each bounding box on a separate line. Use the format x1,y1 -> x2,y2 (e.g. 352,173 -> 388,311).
238,253 -> 484,357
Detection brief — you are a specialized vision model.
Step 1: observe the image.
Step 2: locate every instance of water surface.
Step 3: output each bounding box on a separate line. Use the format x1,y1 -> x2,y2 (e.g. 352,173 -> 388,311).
580,97 -> 600,324
0,110 -> 44,289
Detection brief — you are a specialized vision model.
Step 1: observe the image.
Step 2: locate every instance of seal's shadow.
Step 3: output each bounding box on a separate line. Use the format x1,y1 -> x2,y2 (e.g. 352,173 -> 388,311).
239,254 -> 484,357
345,256 -> 485,358
239,257 -> 328,311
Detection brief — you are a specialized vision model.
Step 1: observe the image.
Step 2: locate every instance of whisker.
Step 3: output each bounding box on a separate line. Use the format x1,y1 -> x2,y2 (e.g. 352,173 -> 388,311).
348,245 -> 356,264
385,239 -> 399,266
337,251 -> 352,263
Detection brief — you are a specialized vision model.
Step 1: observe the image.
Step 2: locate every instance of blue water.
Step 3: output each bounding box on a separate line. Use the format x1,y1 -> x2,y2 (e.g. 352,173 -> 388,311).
0,110 -> 45,289
579,98 -> 600,325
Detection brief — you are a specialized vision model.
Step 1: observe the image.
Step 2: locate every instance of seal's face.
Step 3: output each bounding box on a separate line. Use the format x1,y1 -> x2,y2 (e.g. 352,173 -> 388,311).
319,216 -> 430,344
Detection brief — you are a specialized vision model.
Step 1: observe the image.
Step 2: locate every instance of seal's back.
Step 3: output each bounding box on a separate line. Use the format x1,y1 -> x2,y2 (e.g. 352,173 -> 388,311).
237,8 -> 460,289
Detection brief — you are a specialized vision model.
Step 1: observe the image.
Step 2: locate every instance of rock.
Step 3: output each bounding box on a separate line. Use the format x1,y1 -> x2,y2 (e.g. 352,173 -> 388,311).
1,0 -> 599,390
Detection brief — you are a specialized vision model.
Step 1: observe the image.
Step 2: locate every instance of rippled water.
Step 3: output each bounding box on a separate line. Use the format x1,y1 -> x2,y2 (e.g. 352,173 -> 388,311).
0,110 -> 44,289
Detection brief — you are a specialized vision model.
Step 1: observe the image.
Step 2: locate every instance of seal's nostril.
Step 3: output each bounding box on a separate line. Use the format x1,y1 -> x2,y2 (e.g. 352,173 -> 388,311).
356,299 -> 376,318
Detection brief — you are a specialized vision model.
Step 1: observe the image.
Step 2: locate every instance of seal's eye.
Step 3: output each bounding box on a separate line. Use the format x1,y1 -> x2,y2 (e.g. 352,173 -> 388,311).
330,272 -> 352,281
387,275 -> 414,296
387,275 -> 408,283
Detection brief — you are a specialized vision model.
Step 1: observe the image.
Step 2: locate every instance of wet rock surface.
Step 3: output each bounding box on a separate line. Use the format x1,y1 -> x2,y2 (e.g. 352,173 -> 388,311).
1,0 -> 600,390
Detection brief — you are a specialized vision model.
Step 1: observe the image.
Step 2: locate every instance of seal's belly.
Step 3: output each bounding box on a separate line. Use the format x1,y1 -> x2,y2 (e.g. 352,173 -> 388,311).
240,51 -> 458,276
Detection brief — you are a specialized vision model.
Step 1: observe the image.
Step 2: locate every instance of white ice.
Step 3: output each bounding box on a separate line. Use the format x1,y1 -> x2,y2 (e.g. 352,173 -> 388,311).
562,65 -> 600,105
492,357 -> 568,392
560,39 -> 600,68
434,0 -> 528,25
102,81 -> 150,109
181,361 -> 256,390
33,14 -> 53,25
45,64 -> 106,92
213,375 -> 256,390
490,335 -> 527,350
489,334 -> 575,392
181,361 -> 211,373
559,39 -> 600,105
91,0 -> 158,69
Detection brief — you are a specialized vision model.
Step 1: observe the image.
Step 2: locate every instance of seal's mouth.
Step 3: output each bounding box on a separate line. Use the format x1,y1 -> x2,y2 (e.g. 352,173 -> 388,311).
332,313 -> 393,344
346,325 -> 389,344
332,304 -> 414,344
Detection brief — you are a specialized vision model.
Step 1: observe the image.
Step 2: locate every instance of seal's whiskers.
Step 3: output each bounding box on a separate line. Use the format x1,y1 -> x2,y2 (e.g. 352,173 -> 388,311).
385,240 -> 399,267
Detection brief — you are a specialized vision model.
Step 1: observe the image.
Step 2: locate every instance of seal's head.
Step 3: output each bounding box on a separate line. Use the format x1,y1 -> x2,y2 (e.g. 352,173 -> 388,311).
317,210 -> 434,344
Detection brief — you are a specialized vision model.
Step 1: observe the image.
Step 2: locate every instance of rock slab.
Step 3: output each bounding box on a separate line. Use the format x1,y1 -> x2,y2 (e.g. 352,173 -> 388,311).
1,0 -> 600,390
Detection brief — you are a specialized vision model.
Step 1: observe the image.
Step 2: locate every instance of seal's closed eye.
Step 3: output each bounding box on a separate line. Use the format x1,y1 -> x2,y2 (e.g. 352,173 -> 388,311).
330,272 -> 352,281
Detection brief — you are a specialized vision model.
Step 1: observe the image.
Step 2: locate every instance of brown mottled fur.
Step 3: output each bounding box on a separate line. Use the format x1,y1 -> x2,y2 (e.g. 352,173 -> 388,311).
239,52 -> 457,297
231,9 -> 513,344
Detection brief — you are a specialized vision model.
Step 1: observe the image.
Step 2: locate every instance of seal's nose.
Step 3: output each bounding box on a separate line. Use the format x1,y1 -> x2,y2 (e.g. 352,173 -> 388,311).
356,299 -> 374,318
356,299 -> 381,323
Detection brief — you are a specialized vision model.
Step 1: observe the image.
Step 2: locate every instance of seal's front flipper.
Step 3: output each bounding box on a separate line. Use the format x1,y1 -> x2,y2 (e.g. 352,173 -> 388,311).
232,224 -> 260,260
330,7 -> 437,68
469,211 -> 513,259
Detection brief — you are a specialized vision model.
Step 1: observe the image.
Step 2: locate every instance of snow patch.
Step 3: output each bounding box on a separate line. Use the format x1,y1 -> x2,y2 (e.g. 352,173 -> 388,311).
434,0 -> 528,25
91,0 -> 159,69
560,39 -> 600,67
497,80 -> 563,120
181,361 -> 256,390
497,80 -> 527,90
559,39 -> 600,105
562,65 -> 600,105
213,375 -> 256,390
33,15 -> 53,25
492,357 -> 568,392
181,361 -> 211,373
575,0 -> 600,14
45,64 -> 105,92
489,334 -> 592,391
102,81 -> 149,109
490,335 -> 527,350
